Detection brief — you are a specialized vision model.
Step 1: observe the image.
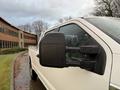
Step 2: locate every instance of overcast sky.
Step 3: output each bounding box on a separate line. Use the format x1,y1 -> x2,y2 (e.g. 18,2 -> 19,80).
0,0 -> 95,26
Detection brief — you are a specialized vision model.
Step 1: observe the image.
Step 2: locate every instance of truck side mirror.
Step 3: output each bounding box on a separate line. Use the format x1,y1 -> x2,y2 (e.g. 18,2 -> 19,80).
39,32 -> 66,68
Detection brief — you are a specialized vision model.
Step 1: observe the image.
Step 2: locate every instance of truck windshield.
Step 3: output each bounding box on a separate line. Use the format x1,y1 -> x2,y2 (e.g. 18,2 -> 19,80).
86,17 -> 120,44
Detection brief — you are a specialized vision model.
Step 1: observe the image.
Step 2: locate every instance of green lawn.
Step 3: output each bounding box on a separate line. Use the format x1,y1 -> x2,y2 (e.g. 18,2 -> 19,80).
0,54 -> 16,90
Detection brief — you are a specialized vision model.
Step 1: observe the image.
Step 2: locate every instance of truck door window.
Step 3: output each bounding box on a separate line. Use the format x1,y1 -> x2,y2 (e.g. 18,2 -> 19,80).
110,86 -> 119,90
46,28 -> 59,34
59,23 -> 106,75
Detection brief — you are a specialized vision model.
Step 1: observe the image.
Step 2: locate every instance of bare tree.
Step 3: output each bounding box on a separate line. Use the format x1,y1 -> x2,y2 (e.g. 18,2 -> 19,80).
32,20 -> 48,38
93,0 -> 120,17
18,20 -> 48,39
18,24 -> 32,33
58,16 -> 72,23
111,0 -> 120,17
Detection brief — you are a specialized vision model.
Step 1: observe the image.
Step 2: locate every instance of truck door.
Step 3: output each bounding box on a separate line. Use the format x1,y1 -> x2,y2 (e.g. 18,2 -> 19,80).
56,23 -> 112,90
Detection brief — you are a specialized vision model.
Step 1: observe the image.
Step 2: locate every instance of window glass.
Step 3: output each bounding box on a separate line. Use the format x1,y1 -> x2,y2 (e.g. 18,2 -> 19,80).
4,28 -> 18,37
0,40 -> 2,48
0,27 -> 4,32
46,28 -> 59,34
59,23 -> 106,75
109,86 -> 119,90
86,17 -> 120,44
59,24 -> 98,60
21,33 -> 23,38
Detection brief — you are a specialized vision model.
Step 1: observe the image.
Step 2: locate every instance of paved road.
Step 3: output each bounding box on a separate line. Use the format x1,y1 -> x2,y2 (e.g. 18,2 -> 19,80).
14,52 -> 46,90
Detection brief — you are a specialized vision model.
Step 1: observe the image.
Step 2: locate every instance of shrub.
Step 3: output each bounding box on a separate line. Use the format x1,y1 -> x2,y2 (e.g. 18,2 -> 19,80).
0,48 -> 27,55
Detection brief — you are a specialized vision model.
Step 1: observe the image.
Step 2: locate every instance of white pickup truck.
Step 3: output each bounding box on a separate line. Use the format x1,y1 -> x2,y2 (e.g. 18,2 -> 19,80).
29,17 -> 120,90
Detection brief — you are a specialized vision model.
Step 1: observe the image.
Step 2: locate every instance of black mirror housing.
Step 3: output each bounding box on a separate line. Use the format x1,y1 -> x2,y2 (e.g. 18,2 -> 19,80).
39,32 -> 66,68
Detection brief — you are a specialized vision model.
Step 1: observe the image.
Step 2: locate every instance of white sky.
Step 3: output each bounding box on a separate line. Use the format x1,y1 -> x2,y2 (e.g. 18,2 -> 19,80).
0,0 -> 95,26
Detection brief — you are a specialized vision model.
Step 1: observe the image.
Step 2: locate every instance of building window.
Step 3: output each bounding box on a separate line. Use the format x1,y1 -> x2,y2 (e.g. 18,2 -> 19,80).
3,41 -> 6,48
0,27 -> 4,33
5,41 -> 7,48
0,27 -> 18,37
0,40 -> 2,48
21,42 -> 23,47
8,30 -> 18,37
21,33 -> 23,38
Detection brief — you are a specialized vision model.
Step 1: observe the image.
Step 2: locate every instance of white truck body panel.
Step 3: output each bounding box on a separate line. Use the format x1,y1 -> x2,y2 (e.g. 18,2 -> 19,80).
29,18 -> 120,90
111,54 -> 120,89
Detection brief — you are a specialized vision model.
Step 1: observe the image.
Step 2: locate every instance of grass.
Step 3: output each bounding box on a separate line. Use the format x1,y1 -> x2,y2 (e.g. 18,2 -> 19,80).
0,54 -> 16,90
0,48 -> 27,55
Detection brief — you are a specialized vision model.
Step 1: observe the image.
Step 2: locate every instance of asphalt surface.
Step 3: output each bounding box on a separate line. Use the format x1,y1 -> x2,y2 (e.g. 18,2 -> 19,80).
14,52 -> 46,90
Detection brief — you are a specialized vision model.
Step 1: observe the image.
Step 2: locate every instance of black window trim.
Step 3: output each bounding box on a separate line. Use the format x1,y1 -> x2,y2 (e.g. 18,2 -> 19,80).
45,28 -> 59,35
58,23 -> 82,32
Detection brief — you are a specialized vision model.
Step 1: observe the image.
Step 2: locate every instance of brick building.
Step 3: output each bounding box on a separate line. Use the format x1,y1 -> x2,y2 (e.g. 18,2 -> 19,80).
0,17 -> 37,48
